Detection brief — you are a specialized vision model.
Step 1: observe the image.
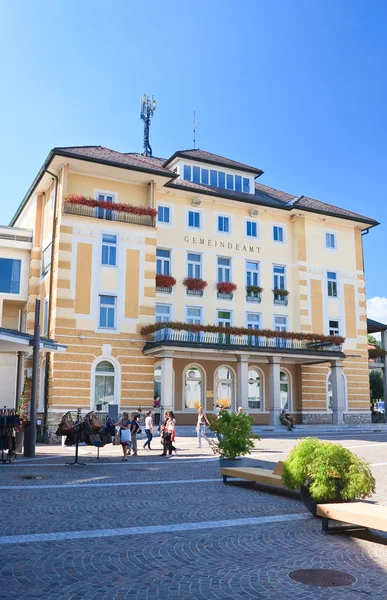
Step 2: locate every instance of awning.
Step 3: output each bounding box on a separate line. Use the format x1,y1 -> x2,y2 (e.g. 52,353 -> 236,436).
367,318 -> 387,334
0,327 -> 67,353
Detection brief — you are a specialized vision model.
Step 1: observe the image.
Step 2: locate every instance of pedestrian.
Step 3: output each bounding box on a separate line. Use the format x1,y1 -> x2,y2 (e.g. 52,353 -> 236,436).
196,407 -> 214,450
130,413 -> 141,456
237,407 -> 244,414
143,410 -> 154,450
160,411 -> 169,456
162,411 -> 177,456
119,412 -> 131,462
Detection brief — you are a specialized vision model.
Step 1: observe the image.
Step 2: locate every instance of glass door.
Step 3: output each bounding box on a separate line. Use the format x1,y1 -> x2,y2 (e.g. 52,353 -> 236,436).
217,310 -> 232,344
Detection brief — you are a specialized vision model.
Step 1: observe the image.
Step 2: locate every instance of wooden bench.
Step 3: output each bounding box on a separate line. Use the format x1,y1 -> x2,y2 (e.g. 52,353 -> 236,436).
221,461 -> 287,488
316,502 -> 387,535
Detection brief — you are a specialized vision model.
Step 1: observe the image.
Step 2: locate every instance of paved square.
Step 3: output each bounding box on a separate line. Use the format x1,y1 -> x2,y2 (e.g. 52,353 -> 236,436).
0,431 -> 386,599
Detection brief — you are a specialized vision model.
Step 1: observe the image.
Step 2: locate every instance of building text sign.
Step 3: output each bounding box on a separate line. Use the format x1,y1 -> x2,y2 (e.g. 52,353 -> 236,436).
183,235 -> 261,254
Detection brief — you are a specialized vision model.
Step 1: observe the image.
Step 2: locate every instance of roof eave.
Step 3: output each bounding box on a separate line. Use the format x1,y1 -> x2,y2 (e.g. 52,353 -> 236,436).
163,151 -> 263,177
289,204 -> 379,228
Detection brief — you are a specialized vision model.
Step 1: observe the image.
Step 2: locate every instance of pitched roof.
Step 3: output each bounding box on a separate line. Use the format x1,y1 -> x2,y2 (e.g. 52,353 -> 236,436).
367,318 -> 387,333
163,148 -> 263,176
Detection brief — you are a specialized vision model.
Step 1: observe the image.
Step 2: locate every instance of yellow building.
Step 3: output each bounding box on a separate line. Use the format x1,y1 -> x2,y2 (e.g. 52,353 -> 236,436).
3,145 -> 378,429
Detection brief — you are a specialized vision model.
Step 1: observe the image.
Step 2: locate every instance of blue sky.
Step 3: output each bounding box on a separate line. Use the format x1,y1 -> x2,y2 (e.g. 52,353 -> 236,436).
1,0 -> 386,303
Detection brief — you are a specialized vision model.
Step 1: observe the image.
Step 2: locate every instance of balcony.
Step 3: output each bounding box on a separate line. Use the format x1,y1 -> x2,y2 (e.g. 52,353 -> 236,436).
143,328 -> 344,358
63,201 -> 155,227
186,289 -> 204,297
217,292 -> 233,300
246,292 -> 262,303
156,286 -> 172,294
273,294 -> 288,306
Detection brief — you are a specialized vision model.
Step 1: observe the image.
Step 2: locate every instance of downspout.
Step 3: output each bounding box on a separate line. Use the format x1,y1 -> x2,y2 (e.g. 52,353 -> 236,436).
43,169 -> 60,439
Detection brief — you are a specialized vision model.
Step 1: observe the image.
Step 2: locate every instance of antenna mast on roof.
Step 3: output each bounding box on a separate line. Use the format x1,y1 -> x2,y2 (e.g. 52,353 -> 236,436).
193,109 -> 197,149
140,94 -> 156,157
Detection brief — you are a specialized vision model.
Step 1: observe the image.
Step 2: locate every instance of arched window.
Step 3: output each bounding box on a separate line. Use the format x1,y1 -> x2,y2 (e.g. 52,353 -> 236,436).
327,371 -> 347,411
248,368 -> 263,410
94,360 -> 115,409
280,370 -> 291,410
184,366 -> 203,410
154,365 -> 161,402
215,366 -> 234,410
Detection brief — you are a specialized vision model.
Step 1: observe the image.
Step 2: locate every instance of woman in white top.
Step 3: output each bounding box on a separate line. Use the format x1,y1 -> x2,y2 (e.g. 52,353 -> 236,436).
143,410 -> 154,450
164,411 -> 177,456
196,407 -> 215,449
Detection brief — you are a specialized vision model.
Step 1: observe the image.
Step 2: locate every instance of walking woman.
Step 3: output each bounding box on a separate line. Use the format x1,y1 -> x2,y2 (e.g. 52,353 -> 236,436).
160,412 -> 169,456
143,410 -> 154,450
161,411 -> 177,456
196,407 -> 215,449
119,412 -> 131,461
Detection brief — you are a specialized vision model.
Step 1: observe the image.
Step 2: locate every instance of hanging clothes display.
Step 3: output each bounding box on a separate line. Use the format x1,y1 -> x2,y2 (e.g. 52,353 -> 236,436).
0,408 -> 19,463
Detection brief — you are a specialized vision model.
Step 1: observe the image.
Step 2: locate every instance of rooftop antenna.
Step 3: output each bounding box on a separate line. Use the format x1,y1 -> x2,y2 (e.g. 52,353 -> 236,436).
140,94 -> 156,156
193,109 -> 197,149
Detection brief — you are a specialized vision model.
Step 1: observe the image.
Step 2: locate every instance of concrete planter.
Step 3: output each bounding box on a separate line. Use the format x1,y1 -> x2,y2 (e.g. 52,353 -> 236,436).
219,457 -> 243,468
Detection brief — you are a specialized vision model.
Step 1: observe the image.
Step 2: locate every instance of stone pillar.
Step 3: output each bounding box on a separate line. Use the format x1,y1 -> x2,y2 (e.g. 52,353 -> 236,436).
160,354 -> 174,417
330,360 -> 345,425
236,355 -> 249,411
269,357 -> 282,426
381,331 -> 387,422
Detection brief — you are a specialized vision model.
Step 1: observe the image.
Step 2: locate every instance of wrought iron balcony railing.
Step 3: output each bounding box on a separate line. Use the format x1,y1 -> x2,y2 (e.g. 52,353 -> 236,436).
246,292 -> 262,303
144,328 -> 343,355
63,202 -> 155,227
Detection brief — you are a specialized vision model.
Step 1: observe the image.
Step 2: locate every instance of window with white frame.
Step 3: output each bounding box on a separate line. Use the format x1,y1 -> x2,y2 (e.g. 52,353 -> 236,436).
325,232 -> 336,249
96,191 -> 115,203
157,205 -> 171,224
246,220 -> 258,238
187,253 -> 201,278
273,225 -> 284,243
188,210 -> 201,229
101,233 -> 117,266
42,298 -> 49,336
217,310 -> 232,327
156,304 -> 171,323
94,360 -> 115,409
246,312 -> 260,330
183,165 -> 251,194
215,366 -> 234,410
329,320 -> 340,336
248,368 -> 263,410
327,271 -> 338,297
273,265 -> 286,290
156,249 -> 171,275
42,243 -> 52,277
99,295 -> 116,329
187,306 -> 202,324
184,366 -> 203,409
274,315 -> 288,332
246,261 -> 259,287
217,257 -> 231,282
217,215 -> 230,233
280,371 -> 291,410
0,258 -> 21,294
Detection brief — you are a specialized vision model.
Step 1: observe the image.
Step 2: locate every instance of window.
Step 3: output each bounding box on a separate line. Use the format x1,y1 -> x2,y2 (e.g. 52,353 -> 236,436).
188,210 -> 201,229
217,310 -> 231,327
247,312 -> 260,330
274,315 -> 288,332
187,306 -> 202,324
183,165 -> 192,181
156,304 -> 171,323
99,295 -> 116,329
101,233 -> 117,266
329,320 -> 340,336
0,258 -> 21,294
326,232 -> 336,249
210,170 -> 217,186
97,192 -> 114,203
217,257 -> 231,282
215,366 -> 234,410
154,365 -> 161,401
218,215 -> 230,233
157,205 -> 171,224
273,225 -> 284,242
327,271 -> 338,297
246,261 -> 259,287
42,298 -> 49,336
42,244 -> 52,277
248,369 -> 263,410
96,192 -> 115,220
273,265 -> 286,290
235,175 -> 242,192
280,371 -> 291,410
201,169 -> 209,184
193,166 -> 200,183
246,220 -> 258,238
184,366 -> 203,409
218,172 -> 226,188
226,174 -> 234,190
243,178 -> 250,193
156,248 -> 171,275
187,253 -> 201,278
94,360 -> 115,409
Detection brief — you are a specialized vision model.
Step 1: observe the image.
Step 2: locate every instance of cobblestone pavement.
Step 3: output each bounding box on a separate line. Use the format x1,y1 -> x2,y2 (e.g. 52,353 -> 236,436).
0,432 -> 386,599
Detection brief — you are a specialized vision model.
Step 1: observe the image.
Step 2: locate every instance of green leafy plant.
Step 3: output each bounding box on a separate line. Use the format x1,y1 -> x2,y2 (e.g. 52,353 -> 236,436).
370,370 -> 384,400
282,437 -> 376,502
246,285 -> 263,294
208,411 -> 259,459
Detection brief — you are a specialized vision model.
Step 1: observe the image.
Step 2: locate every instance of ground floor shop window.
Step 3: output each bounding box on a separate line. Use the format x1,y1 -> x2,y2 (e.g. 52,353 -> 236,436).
184,366 -> 203,409
215,366 -> 234,409
248,368 -> 263,410
94,360 -> 115,409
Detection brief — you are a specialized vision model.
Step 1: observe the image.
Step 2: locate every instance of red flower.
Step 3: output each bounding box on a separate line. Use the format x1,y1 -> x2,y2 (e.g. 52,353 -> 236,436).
183,277 -> 208,291
155,274 -> 176,288
65,194 -> 157,217
217,281 -> 237,294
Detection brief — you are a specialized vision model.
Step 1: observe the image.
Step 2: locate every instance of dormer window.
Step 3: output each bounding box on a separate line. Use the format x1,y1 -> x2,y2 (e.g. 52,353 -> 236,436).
182,164 -> 252,194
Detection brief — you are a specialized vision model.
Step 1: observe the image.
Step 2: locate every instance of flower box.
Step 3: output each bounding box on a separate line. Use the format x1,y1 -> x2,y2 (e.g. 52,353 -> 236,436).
216,281 -> 237,294
65,194 -> 157,217
155,274 -> 176,291
246,285 -> 263,303
183,277 -> 208,292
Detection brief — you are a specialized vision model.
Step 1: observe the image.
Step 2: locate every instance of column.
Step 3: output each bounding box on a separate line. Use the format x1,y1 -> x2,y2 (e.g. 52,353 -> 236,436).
330,360 -> 345,425
236,355 -> 249,411
160,354 -> 174,416
381,331 -> 387,422
269,357 -> 282,426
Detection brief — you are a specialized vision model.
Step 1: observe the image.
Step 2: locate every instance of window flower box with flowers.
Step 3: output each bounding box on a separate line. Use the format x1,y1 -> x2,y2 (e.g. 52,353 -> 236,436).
183,277 -> 208,297
156,274 -> 176,294
273,288 -> 289,305
64,194 -> 157,226
369,347 -> 387,363
246,285 -> 263,303
217,281 -> 237,300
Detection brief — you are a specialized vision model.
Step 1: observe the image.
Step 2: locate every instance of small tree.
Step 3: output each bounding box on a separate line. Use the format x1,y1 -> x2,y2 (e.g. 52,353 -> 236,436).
368,335 -> 381,348
209,411 -> 258,459
370,370 -> 384,400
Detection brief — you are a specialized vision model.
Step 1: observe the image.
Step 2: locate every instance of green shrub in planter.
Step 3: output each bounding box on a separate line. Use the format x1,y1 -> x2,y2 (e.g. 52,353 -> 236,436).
209,411 -> 259,459
282,437 -> 376,502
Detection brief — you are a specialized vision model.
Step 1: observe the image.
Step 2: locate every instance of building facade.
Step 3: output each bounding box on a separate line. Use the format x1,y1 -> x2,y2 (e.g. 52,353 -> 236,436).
1,145 -> 378,429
